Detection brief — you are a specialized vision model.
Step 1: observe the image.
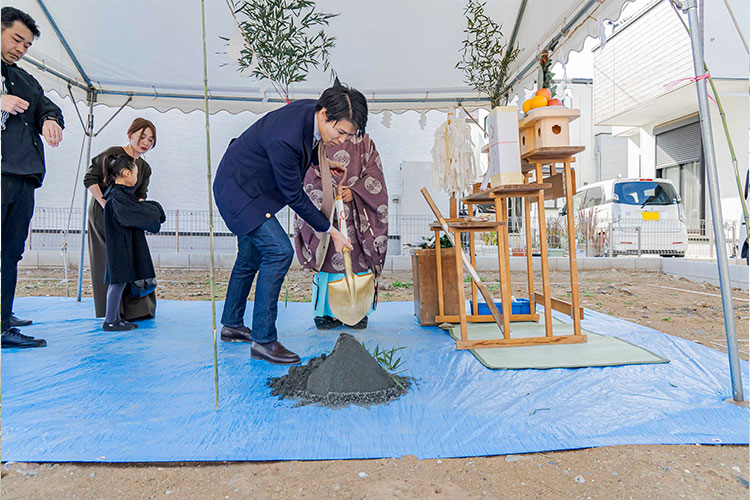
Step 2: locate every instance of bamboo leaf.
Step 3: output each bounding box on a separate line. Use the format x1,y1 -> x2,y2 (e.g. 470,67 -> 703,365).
226,0 -> 339,101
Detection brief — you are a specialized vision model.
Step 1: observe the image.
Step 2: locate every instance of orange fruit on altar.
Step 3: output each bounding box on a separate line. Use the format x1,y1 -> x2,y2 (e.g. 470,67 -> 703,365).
535,88 -> 552,100
530,95 -> 548,109
522,99 -> 534,114
547,98 -> 563,106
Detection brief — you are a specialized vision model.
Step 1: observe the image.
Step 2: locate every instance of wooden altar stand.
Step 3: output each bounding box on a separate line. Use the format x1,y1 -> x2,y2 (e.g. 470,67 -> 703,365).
431,145 -> 587,350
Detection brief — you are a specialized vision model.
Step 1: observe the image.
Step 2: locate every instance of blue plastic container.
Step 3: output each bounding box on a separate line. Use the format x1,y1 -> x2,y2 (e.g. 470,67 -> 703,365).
469,298 -> 530,315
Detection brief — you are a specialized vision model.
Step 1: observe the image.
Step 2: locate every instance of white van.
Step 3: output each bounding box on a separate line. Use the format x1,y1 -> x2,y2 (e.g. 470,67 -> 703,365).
561,178 -> 688,257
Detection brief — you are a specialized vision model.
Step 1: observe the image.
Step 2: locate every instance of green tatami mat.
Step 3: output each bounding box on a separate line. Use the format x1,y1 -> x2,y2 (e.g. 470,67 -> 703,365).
447,319 -> 669,370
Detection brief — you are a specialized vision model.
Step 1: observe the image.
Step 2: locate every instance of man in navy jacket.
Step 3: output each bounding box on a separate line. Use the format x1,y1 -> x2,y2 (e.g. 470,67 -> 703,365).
1,7 -> 64,349
214,81 -> 367,364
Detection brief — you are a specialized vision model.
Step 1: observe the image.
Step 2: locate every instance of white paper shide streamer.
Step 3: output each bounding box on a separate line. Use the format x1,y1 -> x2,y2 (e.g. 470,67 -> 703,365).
430,111 -> 477,195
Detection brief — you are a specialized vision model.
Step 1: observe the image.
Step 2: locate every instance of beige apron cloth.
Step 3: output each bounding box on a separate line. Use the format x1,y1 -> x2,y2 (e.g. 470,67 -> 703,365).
312,145 -> 336,271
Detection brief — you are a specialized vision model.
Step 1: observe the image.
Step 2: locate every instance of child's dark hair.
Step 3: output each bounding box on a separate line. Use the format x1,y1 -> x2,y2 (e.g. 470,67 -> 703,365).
315,78 -> 368,137
103,154 -> 135,186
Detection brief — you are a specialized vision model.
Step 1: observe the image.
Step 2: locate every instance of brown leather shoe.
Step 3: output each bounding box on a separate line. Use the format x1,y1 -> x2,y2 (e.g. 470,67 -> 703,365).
221,325 -> 253,343
251,341 -> 301,365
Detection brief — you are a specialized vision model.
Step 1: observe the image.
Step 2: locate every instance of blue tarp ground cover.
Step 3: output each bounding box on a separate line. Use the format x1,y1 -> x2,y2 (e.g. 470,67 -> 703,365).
2,297 -> 748,462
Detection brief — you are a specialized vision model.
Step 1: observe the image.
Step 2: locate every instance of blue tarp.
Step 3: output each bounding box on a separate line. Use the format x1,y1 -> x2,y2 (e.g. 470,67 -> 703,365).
2,297 -> 748,462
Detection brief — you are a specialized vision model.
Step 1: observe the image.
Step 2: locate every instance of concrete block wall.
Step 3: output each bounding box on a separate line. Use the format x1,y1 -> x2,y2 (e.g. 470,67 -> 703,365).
662,258 -> 749,290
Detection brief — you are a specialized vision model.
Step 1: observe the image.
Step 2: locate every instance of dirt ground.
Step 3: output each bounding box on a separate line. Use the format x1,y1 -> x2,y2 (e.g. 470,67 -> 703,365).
3,266 -> 749,499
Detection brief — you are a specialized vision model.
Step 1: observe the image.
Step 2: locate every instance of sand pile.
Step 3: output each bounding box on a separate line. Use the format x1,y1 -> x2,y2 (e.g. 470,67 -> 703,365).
268,333 -> 411,408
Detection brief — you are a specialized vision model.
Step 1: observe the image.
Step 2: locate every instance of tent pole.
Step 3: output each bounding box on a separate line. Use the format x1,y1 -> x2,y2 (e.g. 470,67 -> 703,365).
201,0 -> 220,410
684,0 -> 744,402
76,94 -> 95,301
36,0 -> 92,87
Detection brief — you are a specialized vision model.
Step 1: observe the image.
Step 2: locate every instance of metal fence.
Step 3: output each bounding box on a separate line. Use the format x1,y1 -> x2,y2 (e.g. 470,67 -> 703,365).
26,206 -> 745,260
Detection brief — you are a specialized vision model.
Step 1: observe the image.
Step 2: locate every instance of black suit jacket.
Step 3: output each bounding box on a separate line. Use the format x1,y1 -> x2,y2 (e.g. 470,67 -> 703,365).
1,61 -> 64,187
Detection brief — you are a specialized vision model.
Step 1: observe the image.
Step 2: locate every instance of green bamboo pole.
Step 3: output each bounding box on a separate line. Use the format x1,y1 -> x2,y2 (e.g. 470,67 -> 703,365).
705,66 -> 750,235
201,0 -> 219,410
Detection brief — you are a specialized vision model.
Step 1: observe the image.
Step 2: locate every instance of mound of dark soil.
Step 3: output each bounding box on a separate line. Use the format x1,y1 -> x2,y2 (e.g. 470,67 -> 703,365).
268,333 -> 410,408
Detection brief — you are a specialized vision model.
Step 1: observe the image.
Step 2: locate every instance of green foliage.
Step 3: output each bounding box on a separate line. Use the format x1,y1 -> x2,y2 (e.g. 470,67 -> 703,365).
365,344 -> 408,389
546,217 -> 567,249
482,231 -> 498,246
371,345 -> 407,374
229,0 -> 338,100
456,0 -> 519,108
391,280 -> 412,289
539,51 -> 557,97
419,235 -> 453,249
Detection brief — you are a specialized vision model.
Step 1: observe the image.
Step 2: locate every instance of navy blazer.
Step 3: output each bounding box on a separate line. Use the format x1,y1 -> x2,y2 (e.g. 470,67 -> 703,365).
213,99 -> 330,236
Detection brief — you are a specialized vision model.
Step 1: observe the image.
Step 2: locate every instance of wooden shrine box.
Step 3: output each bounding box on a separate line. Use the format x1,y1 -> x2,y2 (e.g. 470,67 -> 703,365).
518,107 -> 580,152
518,124 -> 537,154
412,248 -> 460,326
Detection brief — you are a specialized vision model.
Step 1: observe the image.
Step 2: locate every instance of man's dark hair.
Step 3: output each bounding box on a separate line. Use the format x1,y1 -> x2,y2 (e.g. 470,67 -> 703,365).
1,7 -> 40,38
316,78 -> 368,137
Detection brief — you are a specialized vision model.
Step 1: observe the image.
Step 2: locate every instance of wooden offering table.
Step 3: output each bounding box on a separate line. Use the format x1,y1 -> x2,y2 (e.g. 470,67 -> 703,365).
430,152 -> 586,349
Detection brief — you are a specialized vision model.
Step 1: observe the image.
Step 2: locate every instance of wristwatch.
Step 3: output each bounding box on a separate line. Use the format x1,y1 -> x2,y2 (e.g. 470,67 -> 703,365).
43,116 -> 63,127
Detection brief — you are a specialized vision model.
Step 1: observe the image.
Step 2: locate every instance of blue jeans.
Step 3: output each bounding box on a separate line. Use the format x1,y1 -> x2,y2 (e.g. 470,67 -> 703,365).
220,216 -> 294,344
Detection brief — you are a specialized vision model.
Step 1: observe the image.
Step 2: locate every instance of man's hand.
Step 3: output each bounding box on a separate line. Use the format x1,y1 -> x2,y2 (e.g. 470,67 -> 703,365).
328,158 -> 346,175
341,187 -> 354,203
1,95 -> 29,115
330,226 -> 353,254
98,198 -> 106,209
42,119 -> 62,147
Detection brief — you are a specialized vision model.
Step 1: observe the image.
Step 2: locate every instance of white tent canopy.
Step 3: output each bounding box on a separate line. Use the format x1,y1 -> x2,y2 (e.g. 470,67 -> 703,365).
8,0 -> 746,403
15,0 -> 634,114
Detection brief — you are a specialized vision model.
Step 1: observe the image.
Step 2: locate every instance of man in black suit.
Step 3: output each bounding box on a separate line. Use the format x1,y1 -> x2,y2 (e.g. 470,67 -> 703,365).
1,6 -> 64,348
213,80 -> 367,364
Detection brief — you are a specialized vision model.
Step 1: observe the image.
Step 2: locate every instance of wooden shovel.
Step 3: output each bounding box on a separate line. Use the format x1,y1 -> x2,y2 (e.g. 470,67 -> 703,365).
328,187 -> 375,326
420,187 -> 505,332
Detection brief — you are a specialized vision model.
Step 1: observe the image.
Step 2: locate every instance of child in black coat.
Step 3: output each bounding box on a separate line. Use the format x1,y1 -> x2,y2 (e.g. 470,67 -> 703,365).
101,154 -> 165,331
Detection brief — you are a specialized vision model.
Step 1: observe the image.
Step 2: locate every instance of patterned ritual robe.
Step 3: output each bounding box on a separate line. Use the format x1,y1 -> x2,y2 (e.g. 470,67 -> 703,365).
294,134 -> 389,308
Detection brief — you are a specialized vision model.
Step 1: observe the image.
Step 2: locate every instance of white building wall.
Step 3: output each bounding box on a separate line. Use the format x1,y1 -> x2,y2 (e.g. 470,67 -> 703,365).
566,81 -> 595,189
705,0 -> 750,80
639,128 -> 656,178
592,133 -> 629,183
593,0 -> 694,124
627,137 -> 643,178
710,92 -> 749,221
593,0 -> 749,226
